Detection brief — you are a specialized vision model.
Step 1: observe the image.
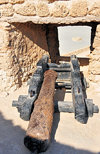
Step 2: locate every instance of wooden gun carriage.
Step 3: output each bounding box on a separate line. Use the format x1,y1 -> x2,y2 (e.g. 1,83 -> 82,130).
12,55 -> 99,153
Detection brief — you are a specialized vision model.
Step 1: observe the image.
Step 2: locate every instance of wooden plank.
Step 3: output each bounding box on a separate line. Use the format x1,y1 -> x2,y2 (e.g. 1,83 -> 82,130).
57,56 -> 89,66
71,55 -> 88,124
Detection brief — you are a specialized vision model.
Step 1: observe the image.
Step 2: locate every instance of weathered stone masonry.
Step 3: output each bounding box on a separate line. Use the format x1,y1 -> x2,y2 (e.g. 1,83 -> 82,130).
89,24 -> 100,83
0,0 -> 100,93
0,23 -> 59,93
0,23 -> 48,92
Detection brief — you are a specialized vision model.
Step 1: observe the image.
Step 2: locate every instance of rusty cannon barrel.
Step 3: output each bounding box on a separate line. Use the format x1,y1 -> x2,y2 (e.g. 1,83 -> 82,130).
24,70 -> 57,153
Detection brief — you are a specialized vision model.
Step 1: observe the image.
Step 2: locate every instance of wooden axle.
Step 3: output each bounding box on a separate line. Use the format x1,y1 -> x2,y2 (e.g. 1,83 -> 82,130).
54,100 -> 99,115
13,99 -> 99,118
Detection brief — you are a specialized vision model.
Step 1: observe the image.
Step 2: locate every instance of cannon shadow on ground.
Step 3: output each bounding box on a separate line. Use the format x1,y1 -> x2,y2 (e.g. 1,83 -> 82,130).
51,88 -> 66,141
41,141 -> 98,154
0,108 -> 99,154
0,112 -> 30,154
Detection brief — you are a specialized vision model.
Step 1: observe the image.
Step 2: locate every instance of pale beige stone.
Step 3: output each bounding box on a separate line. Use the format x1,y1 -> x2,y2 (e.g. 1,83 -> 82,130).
0,4 -> 14,17
36,2 -> 49,17
96,24 -> 100,33
90,54 -> 100,61
93,36 -> 100,49
0,0 -> 9,4
70,0 -> 87,17
88,1 -> 100,16
51,2 -> 69,17
94,75 -> 100,82
0,11 -> 100,24
95,31 -> 100,38
0,0 -> 100,24
89,73 -> 95,82
89,53 -> 100,77
95,24 -> 100,39
90,63 -> 100,75
15,2 -> 36,16
9,0 -> 25,4
92,50 -> 100,55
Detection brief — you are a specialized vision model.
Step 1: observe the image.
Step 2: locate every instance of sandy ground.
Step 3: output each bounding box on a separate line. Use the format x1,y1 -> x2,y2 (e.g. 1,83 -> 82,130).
0,83 -> 100,154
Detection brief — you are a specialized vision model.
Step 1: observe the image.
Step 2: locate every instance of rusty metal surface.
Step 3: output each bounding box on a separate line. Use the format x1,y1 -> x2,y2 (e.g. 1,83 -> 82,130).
24,70 -> 57,153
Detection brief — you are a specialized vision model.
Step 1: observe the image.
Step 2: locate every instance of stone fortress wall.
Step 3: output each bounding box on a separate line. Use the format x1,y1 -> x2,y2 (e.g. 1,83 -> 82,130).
0,22 -> 59,93
0,0 -> 100,93
0,0 -> 100,24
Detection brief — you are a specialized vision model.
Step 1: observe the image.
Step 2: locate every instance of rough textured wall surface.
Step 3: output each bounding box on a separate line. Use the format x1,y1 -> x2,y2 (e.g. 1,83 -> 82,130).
0,0 -> 100,24
89,24 -> 100,85
0,22 -> 49,93
0,0 -> 100,93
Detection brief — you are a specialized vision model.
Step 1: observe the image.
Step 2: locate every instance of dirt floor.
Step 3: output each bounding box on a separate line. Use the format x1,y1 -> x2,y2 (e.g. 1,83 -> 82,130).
0,82 -> 100,154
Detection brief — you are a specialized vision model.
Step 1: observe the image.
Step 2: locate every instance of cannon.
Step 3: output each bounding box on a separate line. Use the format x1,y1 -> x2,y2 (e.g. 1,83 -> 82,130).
24,70 -> 57,153
12,55 -> 99,153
